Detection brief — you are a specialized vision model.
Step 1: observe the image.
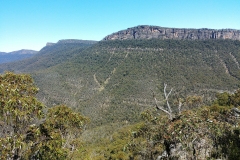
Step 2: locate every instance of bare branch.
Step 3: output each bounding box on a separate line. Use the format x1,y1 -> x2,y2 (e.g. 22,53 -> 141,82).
151,89 -> 173,120
164,83 -> 173,114
178,99 -> 182,114
151,84 -> 184,120
164,83 -> 173,99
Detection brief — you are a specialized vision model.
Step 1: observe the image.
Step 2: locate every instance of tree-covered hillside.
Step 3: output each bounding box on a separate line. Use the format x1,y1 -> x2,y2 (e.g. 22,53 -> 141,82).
1,39 -> 240,126
0,42 -> 96,73
1,39 -> 240,159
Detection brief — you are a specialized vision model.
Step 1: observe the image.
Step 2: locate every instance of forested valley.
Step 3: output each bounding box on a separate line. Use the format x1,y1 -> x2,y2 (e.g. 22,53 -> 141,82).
1,37 -> 240,159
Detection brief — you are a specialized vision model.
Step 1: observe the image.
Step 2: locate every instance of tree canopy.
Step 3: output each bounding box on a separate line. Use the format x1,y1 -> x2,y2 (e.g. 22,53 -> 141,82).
0,72 -> 88,159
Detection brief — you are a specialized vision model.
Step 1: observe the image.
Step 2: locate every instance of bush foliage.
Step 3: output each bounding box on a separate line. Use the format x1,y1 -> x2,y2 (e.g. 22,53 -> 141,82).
0,72 -> 88,159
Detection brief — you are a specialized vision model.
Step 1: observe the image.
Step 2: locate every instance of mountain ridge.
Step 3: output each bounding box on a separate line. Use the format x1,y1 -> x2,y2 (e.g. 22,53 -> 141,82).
0,49 -> 37,55
103,25 -> 240,41
46,39 -> 98,46
0,49 -> 37,64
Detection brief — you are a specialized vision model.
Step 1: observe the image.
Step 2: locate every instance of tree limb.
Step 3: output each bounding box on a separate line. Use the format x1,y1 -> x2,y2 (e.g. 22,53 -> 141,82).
151,89 -> 173,120
164,83 -> 173,114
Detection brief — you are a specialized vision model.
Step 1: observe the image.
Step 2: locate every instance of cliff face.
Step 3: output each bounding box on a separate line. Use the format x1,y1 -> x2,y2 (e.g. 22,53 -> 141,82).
103,25 -> 240,41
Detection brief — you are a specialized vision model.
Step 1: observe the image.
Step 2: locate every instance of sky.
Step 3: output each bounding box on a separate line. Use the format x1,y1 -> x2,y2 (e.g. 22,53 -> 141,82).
1,0 -> 240,52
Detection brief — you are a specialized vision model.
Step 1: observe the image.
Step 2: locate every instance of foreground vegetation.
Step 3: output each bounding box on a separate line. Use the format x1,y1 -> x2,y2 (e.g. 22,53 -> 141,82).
77,89 -> 240,159
0,72 -> 88,159
1,72 -> 240,159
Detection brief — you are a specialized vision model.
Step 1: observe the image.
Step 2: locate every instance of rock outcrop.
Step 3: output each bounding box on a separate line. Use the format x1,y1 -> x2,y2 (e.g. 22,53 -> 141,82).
103,25 -> 240,41
231,108 -> 240,118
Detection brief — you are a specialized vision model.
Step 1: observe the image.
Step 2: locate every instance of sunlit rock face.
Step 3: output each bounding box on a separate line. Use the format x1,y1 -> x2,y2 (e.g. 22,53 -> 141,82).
103,25 -> 240,41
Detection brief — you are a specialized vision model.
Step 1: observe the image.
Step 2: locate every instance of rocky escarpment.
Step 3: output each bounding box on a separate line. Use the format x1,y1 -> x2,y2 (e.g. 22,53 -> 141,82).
103,25 -> 240,41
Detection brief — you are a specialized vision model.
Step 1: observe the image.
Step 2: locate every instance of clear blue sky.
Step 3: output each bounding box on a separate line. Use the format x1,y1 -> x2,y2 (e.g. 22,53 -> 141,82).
1,0 -> 240,52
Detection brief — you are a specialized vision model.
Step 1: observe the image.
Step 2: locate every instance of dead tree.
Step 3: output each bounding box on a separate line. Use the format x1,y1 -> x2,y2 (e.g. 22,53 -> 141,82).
152,83 -> 182,120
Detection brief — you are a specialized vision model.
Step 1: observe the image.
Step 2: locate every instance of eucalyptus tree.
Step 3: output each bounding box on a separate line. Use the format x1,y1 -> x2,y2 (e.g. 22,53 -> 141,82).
0,72 -> 88,159
0,72 -> 45,159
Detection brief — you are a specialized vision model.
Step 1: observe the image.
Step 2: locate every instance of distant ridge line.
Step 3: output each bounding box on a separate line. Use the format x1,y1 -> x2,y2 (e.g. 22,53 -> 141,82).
46,39 -> 98,46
